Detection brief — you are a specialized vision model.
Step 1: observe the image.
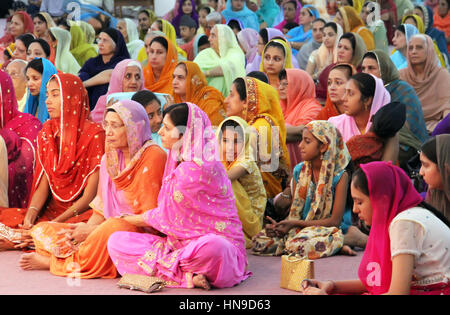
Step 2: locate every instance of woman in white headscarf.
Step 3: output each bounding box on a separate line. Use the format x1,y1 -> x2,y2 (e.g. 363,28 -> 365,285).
117,18 -> 145,60
49,27 -> 81,75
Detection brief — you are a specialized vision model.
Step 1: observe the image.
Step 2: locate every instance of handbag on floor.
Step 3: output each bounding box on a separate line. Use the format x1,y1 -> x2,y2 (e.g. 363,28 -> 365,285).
117,274 -> 166,293
280,254 -> 314,292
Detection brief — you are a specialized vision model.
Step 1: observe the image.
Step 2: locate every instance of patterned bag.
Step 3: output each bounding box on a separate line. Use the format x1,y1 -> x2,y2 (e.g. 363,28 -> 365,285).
280,255 -> 315,292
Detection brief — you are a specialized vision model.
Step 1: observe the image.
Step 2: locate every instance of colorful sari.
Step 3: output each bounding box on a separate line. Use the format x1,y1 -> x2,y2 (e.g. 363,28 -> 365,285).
92,59 -> 145,123
221,0 -> 259,31
358,162 -> 424,295
49,27 -> 81,75
0,74 -> 105,228
281,69 -> 322,168
143,36 -> 178,95
0,71 -> 41,208
242,77 -> 290,198
24,58 -> 58,123
217,116 -> 267,249
30,100 -> 167,278
173,61 -> 226,127
338,6 -> 375,50
107,103 -> 251,289
68,22 -> 98,68
194,25 -> 246,97
328,75 -> 391,142
399,35 -> 450,133
251,121 -> 351,258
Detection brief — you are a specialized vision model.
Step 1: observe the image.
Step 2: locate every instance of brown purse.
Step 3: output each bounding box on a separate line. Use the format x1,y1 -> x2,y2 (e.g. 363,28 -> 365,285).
117,274 -> 166,293
280,254 -> 315,292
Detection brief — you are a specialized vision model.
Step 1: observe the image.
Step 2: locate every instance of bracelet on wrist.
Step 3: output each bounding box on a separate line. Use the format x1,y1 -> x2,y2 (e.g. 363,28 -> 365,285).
28,206 -> 39,212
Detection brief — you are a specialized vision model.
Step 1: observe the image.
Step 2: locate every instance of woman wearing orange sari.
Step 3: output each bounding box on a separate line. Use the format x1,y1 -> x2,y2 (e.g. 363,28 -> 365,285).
172,61 -> 227,127
19,100 -> 167,277
144,36 -> 178,95
278,68 -> 322,168
0,73 -> 104,251
335,6 -> 375,50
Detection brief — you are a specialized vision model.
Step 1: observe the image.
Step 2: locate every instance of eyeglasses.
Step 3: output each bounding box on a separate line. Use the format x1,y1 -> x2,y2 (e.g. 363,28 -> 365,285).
102,121 -> 125,131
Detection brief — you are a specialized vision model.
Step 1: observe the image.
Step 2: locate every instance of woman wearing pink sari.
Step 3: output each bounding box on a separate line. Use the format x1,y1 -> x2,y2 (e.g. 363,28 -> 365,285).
0,70 -> 42,208
303,162 -> 450,295
91,59 -> 146,123
107,102 -> 251,290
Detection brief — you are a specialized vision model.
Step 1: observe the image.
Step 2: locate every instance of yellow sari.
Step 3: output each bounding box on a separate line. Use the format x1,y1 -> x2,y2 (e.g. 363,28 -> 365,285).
243,77 -> 290,199
217,117 -> 267,248
338,6 -> 375,50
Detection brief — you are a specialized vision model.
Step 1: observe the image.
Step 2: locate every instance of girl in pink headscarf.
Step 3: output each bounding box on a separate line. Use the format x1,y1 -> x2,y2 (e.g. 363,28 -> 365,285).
303,161 -> 450,295
107,102 -> 251,290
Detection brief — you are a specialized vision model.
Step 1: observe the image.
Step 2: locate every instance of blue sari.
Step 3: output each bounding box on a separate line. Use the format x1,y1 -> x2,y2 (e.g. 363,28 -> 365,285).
24,58 -> 57,123
285,5 -> 320,56
221,0 -> 260,31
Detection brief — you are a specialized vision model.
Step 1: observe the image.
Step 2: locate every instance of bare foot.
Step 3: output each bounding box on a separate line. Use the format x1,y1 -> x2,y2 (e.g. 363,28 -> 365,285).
19,253 -> 50,271
344,226 -> 368,249
193,274 -> 211,291
0,237 -> 15,251
339,245 -> 357,256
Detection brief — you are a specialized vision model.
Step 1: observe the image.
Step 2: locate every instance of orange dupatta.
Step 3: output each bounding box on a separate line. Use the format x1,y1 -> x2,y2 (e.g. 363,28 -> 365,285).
173,61 -> 227,126
338,6 -> 375,50
143,36 -> 178,94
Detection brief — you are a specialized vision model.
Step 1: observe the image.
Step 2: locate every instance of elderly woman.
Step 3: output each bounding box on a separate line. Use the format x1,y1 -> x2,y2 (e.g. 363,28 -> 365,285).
19,100 -> 167,278
400,34 -> 450,133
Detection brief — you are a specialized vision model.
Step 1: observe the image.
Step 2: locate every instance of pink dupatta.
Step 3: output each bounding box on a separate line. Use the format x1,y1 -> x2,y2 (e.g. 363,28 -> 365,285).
142,103 -> 248,266
328,75 -> 390,143
358,162 -> 423,295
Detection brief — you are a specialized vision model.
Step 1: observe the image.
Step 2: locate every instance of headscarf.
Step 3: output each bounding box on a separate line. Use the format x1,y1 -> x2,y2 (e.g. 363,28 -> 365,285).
24,58 -> 58,123
402,14 -> 426,33
173,61 -> 226,126
193,24 -> 246,97
142,103 -> 248,266
91,59 -> 145,123
171,0 -> 199,36
256,0 -> 281,27
237,28 -> 259,66
338,6 -> 375,50
138,9 -> 157,40
246,27 -> 284,73
358,161 -> 423,295
68,22 -> 98,67
0,70 -> 42,207
273,0 -> 302,31
260,38 -> 294,72
192,34 -> 208,59
425,134 -> 450,220
123,18 -> 145,60
399,34 -> 450,133
390,24 -> 420,70
32,73 -> 105,203
97,100 -> 162,218
143,36 -> 178,94
221,0 -> 260,31
285,5 -> 320,43
316,63 -> 357,121
77,20 -> 96,44
49,27 -> 81,75
156,19 -> 188,59
281,69 -> 322,126
315,22 -> 344,73
328,75 -> 391,142
0,11 -> 34,46
289,120 -> 351,221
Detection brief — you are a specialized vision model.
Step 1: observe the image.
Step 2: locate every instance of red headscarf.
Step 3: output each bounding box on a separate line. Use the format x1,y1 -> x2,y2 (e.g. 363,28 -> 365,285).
31,73 -> 105,203
358,162 -> 423,295
0,11 -> 34,47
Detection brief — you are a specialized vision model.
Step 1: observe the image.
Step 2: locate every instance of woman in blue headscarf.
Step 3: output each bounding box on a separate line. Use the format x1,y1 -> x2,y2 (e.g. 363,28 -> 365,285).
24,58 -> 58,123
221,0 -> 260,31
285,5 -> 320,55
390,24 -> 419,70
256,0 -> 281,28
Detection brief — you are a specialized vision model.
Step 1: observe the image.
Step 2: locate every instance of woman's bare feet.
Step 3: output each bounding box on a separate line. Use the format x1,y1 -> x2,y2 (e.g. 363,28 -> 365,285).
19,253 -> 50,271
193,274 -> 211,291
344,226 -> 368,249
339,245 -> 357,256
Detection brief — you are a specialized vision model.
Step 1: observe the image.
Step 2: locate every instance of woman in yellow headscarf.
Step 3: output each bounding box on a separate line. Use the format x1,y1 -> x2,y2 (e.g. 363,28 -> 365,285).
217,116 -> 267,248
224,76 -> 290,199
68,22 -> 98,67
336,5 -> 375,50
260,38 -> 294,89
172,61 -> 227,126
